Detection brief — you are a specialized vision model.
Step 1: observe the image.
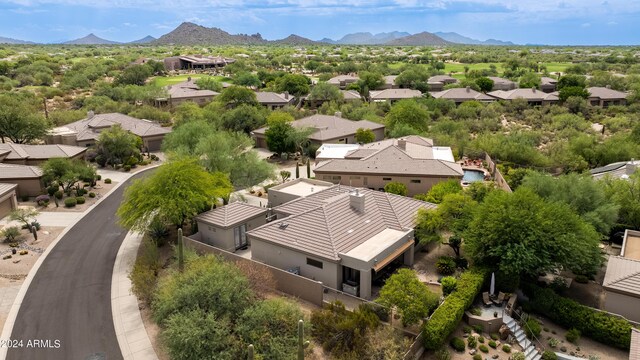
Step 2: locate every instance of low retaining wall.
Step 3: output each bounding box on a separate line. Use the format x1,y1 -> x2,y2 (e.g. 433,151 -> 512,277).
485,153 -> 512,192
403,332 -> 425,360
184,236 -> 324,307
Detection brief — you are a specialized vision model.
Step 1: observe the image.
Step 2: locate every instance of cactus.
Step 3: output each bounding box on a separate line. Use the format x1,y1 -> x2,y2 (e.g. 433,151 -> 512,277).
177,228 -> 184,271
31,226 -> 37,241
298,319 -> 309,360
247,344 -> 254,360
295,162 -> 300,179
306,159 -> 311,178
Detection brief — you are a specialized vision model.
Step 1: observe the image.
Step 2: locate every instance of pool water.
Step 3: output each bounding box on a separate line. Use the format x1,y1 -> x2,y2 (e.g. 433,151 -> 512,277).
463,169 -> 485,182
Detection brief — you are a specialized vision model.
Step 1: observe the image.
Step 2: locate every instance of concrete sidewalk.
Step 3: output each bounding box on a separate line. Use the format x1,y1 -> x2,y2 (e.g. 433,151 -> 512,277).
111,231 -> 158,360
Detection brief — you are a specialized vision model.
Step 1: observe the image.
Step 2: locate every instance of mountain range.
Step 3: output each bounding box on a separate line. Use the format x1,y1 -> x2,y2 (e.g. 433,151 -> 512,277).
0,22 -> 514,46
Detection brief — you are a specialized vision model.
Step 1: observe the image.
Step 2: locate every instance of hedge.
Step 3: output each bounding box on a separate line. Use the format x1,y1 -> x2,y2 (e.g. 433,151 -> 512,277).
523,283 -> 633,350
423,267 -> 488,349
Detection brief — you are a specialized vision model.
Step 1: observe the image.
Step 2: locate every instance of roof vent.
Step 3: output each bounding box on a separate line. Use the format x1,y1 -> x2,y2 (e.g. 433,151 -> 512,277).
279,222 -> 289,229
350,189 -> 365,213
466,86 -> 470,92
334,111 -> 342,118
87,110 -> 95,119
606,85 -> 611,89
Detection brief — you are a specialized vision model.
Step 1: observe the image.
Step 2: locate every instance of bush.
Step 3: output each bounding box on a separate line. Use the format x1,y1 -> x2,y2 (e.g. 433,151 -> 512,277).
35,195 -> 50,206
477,335 -> 484,343
548,338 -> 559,348
123,165 -> 131,172
542,350 -> 558,360
104,178 -> 112,184
54,190 -> 63,199
1,226 -> 20,243
423,268 -> 488,350
488,340 -> 497,348
47,186 -> 58,196
435,348 -> 451,360
20,195 -> 29,202
502,344 -> 511,353
470,307 -> 482,316
96,174 -> 102,180
129,238 -> 160,304
76,196 -> 85,204
512,352 -> 526,360
89,192 -> 96,198
449,337 -> 465,352
440,276 -> 457,296
76,188 -> 86,196
478,344 -> 489,353
436,256 -> 456,275
525,318 -> 541,339
467,335 -> 477,349
472,324 -> 484,334
64,198 -> 77,207
454,256 -> 468,269
523,283 -> 631,349
574,274 -> 589,283
566,328 -> 581,344
490,333 -> 499,341
473,355 -> 482,360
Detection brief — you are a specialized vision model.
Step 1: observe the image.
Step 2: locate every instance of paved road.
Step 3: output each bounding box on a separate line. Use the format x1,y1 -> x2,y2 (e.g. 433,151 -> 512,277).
7,171 -> 149,360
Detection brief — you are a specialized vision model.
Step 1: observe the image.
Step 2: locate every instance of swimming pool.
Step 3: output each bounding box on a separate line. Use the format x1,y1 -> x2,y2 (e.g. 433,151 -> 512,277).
462,169 -> 485,182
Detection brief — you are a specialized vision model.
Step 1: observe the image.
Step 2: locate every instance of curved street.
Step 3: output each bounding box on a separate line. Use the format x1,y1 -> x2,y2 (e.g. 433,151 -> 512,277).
6,171 -> 149,360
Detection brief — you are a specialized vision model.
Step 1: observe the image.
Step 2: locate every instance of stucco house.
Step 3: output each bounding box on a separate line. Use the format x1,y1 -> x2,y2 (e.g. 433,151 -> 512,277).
602,229 -> 640,323
430,87 -> 496,105
488,77 -> 517,91
427,75 -> 458,91
251,114 -> 385,149
314,136 -> 463,196
155,79 -> 218,107
487,88 -> 559,105
194,202 -> 268,252
255,91 -> 296,110
587,86 -> 628,107
0,143 -> 87,166
540,77 -> 558,93
327,74 -> 359,89
369,89 -> 422,103
266,178 -> 334,207
163,55 -> 235,71
45,112 -> 171,152
0,183 -> 18,219
0,164 -> 44,197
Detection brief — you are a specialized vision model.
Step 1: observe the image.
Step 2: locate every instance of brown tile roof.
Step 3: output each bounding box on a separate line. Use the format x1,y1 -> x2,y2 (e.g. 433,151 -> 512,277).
540,77 -> 558,85
430,87 -> 496,102
587,87 -> 628,100
370,89 -> 422,100
488,77 -> 517,86
0,144 -> 86,161
341,90 -> 362,100
196,202 -> 267,229
314,145 -> 463,177
384,75 -> 397,85
488,89 -> 559,101
428,75 -> 458,84
0,163 -> 43,179
255,92 -> 293,104
603,256 -> 640,297
178,55 -> 234,66
166,80 -> 218,99
0,183 -> 17,196
252,115 -> 384,142
327,75 -> 359,85
249,186 -> 435,260
56,113 -> 171,142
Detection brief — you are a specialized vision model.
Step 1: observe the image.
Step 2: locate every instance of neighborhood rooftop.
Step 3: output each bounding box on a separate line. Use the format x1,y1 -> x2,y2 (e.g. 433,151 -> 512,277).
50,112 -> 171,141
0,143 -> 86,160
196,202 -> 267,229
0,163 -> 43,178
252,114 -> 384,142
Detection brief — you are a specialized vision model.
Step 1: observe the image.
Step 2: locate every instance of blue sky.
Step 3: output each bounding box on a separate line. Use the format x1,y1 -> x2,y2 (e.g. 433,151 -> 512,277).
0,0 -> 638,45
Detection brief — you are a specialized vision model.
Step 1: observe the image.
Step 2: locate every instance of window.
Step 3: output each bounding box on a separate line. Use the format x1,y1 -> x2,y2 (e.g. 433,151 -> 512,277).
350,176 -> 361,180
332,176 -> 342,181
307,257 -> 323,269
383,177 -> 392,181
363,177 -> 368,185
410,179 -> 421,184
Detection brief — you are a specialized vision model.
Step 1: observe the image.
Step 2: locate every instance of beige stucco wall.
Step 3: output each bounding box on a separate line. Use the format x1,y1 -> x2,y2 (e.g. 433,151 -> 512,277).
0,189 -> 17,219
197,215 -> 266,253
1,178 -> 44,197
603,290 -> 640,323
250,237 -> 341,289
315,172 -> 461,197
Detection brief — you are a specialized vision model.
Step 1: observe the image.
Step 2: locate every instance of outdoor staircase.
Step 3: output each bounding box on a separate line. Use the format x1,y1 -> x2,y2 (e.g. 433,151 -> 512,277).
504,314 -> 542,360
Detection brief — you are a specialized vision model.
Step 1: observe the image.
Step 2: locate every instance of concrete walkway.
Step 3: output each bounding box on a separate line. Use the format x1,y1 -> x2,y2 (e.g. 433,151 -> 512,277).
112,231 -> 158,360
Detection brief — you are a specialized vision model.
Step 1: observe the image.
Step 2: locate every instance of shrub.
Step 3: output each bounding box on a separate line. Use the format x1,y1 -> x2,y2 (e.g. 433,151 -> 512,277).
454,256 -> 468,269
470,307 -> 482,316
490,333 -> 499,341
523,283 -> 631,349
566,328 -> 581,344
262,183 -> 277,193
574,275 -> 589,283
30,221 -> 41,231
123,165 -> 131,172
54,190 -> 63,199
467,335 -> 477,349
76,196 -> 85,204
129,238 -> 160,304
525,318 -> 542,339
47,186 -> 58,196
449,337 -> 465,352
89,192 -> 96,198
512,352 -> 526,360
477,336 -> 485,343
147,217 -> 169,246
542,350 -> 558,360
1,226 -> 21,243
435,348 -> 451,360
488,340 -> 497,348
473,355 -> 482,360
478,344 -> 489,353
423,267 -> 488,350
502,344 -> 511,353
96,174 -> 102,180
104,178 -> 112,184
35,195 -> 50,206
435,256 -> 456,275
76,188 -> 86,196
548,338 -> 559,348
440,276 -> 457,296
463,326 -> 473,334
472,324 -> 484,334
64,198 -> 77,207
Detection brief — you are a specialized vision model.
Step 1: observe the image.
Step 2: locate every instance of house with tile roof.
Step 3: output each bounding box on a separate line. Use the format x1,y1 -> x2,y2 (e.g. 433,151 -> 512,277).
45,112 -> 171,151
540,77 -> 558,93
488,88 -> 559,105
0,163 -> 44,197
429,87 -> 496,105
195,202 -> 268,252
327,74 -> 359,89
0,143 -> 87,166
603,229 -> 640,322
251,114 -> 384,149
314,136 -> 462,196
0,183 -> 18,219
488,77 -> 517,91
427,75 -> 458,91
587,86 -> 628,107
255,91 -> 295,110
369,88 -> 422,103
155,79 -> 218,107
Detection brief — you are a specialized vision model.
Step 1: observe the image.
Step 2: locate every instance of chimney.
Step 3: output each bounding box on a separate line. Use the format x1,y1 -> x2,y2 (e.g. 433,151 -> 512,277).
532,87 -> 536,92
466,86 -> 471,92
350,189 -> 365,213
606,85 -> 611,89
87,110 -> 95,119
284,91 -> 289,99
397,139 -> 407,150
334,111 -> 342,118
628,159 -> 637,176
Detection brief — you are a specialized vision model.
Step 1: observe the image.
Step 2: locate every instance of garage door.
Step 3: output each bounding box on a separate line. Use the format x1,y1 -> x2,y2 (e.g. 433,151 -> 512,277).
0,198 -> 12,220
146,139 -> 164,152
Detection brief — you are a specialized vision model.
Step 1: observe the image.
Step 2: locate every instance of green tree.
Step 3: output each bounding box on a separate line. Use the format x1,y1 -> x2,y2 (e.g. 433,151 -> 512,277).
234,72 -> 261,88
117,158 -> 233,230
307,82 -> 344,102
275,74 -> 311,97
0,94 -> 49,144
604,172 -> 640,230
195,76 -> 223,92
384,182 -> 408,196
94,124 -> 142,167
355,128 -> 375,144
265,112 -> 295,154
357,71 -> 384,91
417,179 -> 462,204
9,208 -> 39,231
395,66 -> 431,91
464,188 -> 602,277
219,104 -> 266,134
559,86 -> 590,102
475,77 -> 494,92
385,99 -> 430,133
115,64 -> 152,86
216,86 -> 258,108
41,158 -> 97,193
162,120 -> 215,155
557,75 -> 586,90
173,101 -> 205,127
519,72 -> 541,89
376,269 -> 439,326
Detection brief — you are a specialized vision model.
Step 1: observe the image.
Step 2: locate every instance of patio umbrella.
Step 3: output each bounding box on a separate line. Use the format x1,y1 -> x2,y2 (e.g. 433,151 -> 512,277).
490,272 -> 495,295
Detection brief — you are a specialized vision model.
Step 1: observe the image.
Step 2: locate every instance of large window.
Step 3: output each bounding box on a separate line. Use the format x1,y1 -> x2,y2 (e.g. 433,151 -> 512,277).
306,257 -> 323,269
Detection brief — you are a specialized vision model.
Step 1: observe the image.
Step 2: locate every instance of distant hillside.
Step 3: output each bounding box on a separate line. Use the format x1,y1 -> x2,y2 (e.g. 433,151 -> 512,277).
274,34 -> 319,45
154,22 -> 267,45
0,36 -> 35,44
329,31 -> 411,45
434,31 -> 514,45
385,32 -> 450,46
64,33 -> 120,45
129,35 -> 156,44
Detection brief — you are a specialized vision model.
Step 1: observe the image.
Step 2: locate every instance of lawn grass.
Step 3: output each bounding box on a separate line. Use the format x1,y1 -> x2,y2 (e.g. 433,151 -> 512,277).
444,62 -> 504,74
543,62 -> 571,74
152,74 -> 225,87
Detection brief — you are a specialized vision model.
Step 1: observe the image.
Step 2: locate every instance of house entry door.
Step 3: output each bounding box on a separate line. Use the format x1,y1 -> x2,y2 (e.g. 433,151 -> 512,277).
234,224 -> 248,249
